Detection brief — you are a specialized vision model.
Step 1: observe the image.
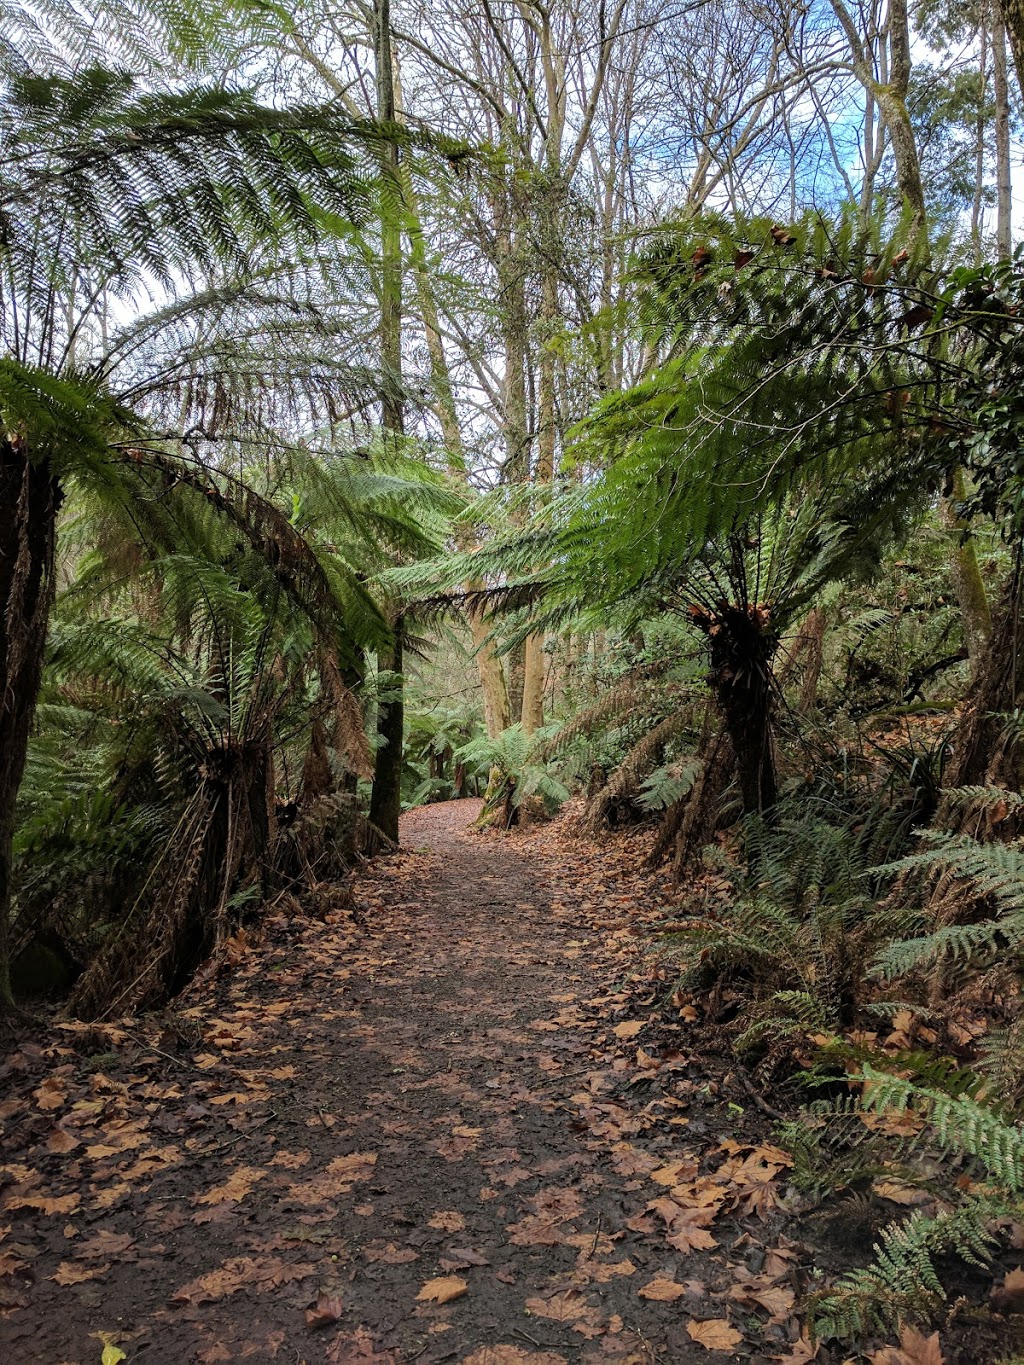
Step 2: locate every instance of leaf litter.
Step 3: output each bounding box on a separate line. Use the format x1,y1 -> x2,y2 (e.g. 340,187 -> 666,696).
0,796 -> 930,1361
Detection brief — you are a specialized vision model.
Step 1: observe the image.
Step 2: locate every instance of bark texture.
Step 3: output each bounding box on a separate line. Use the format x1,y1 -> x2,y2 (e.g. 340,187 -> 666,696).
0,446 -> 61,1009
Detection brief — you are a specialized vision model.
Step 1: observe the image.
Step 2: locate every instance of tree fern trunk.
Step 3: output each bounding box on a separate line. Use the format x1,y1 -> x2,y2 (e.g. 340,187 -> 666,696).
703,606 -> 778,815
0,447 -> 61,1016
946,566 -> 1024,790
369,622 -> 404,843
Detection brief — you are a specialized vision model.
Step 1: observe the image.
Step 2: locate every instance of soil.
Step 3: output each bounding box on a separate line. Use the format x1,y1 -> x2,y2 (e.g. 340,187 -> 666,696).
0,799 -> 951,1363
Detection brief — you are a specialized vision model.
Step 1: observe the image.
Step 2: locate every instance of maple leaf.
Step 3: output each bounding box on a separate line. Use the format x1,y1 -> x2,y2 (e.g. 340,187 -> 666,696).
306,1295 -> 345,1328
727,1270 -> 795,1321
686,1319 -> 743,1351
416,1275 -> 467,1305
638,1276 -> 686,1302
52,1260 -> 111,1286
992,1266 -> 1024,1314
439,1248 -> 490,1269
872,1178 -> 930,1207
427,1210 -> 466,1232
665,1216 -> 718,1254
525,1290 -> 591,1322
74,1230 -> 136,1259
581,1258 -> 636,1283
33,1078 -> 67,1112
326,1326 -> 397,1364
269,1150 -> 311,1169
868,1326 -> 945,1365
507,1214 -> 572,1246
46,1128 -> 79,1154
172,1256 -> 316,1305
4,1190 -> 80,1216
196,1165 -> 267,1206
649,1159 -> 698,1186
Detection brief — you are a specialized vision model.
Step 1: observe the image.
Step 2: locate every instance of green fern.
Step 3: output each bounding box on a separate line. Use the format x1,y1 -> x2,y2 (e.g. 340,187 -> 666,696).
812,1198 -> 1000,1340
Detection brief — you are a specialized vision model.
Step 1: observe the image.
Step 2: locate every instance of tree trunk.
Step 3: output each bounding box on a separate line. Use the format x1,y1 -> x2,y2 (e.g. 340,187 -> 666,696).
941,469 -> 993,672
994,7 -> 1013,259
369,623 -> 404,843
0,448 -> 61,1013
797,607 -> 827,714
946,567 -> 1024,789
521,249 -> 560,735
700,606 -> 778,815
400,109 -> 510,738
368,0 -> 406,842
998,0 -> 1024,102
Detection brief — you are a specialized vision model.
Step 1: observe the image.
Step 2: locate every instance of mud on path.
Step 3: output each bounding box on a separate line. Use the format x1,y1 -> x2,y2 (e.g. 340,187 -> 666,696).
0,800 -> 803,1364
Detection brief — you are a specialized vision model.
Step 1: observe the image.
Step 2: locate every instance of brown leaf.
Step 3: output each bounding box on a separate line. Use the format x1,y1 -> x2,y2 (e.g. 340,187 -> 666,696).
869,1326 -> 945,1365
427,1210 -> 466,1232
416,1275 -> 467,1305
196,1165 -> 267,1206
992,1267 -> 1024,1315
269,1149 -> 311,1169
439,1248 -> 490,1269
462,1350 -> 567,1365
872,1179 -> 930,1207
525,1290 -> 591,1322
306,1295 -> 344,1328
613,1021 -> 644,1040
686,1319 -> 743,1351
4,1191 -> 80,1216
665,1220 -> 717,1254
46,1128 -> 79,1154
638,1276 -> 686,1302
33,1078 -> 66,1112
52,1260 -> 110,1286
172,1256 -> 316,1305
74,1230 -> 136,1260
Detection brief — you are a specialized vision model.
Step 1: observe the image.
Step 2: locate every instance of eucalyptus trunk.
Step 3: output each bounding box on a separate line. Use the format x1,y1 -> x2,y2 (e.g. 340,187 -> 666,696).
994,8 -> 1013,259
368,0 -> 407,840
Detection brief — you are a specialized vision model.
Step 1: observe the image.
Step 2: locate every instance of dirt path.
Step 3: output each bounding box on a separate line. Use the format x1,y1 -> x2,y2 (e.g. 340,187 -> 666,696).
0,800 -> 801,1364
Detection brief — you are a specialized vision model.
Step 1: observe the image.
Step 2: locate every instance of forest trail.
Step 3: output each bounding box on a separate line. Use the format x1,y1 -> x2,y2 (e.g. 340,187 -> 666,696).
0,801 -> 804,1365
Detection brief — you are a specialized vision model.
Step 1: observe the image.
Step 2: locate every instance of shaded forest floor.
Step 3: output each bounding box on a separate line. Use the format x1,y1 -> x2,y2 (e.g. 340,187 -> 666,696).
0,800 -> 931,1363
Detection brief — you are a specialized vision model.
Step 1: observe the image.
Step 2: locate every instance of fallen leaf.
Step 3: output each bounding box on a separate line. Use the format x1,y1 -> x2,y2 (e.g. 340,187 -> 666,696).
992,1266 -> 1024,1315
526,1290 -> 591,1322
4,1191 -> 80,1216
196,1165 -> 267,1206
638,1276 -> 686,1302
33,1078 -> 66,1112
686,1320 -> 743,1351
614,1021 -> 644,1040
415,1275 -> 467,1305
52,1260 -> 111,1286
172,1256 -> 316,1305
462,1350 -> 567,1365
872,1179 -> 930,1207
869,1325 -> 945,1365
427,1210 -> 466,1232
306,1294 -> 344,1328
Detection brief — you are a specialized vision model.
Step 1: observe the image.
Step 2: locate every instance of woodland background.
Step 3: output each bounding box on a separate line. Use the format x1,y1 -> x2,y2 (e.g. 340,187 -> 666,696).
7,0 -> 1024,1349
